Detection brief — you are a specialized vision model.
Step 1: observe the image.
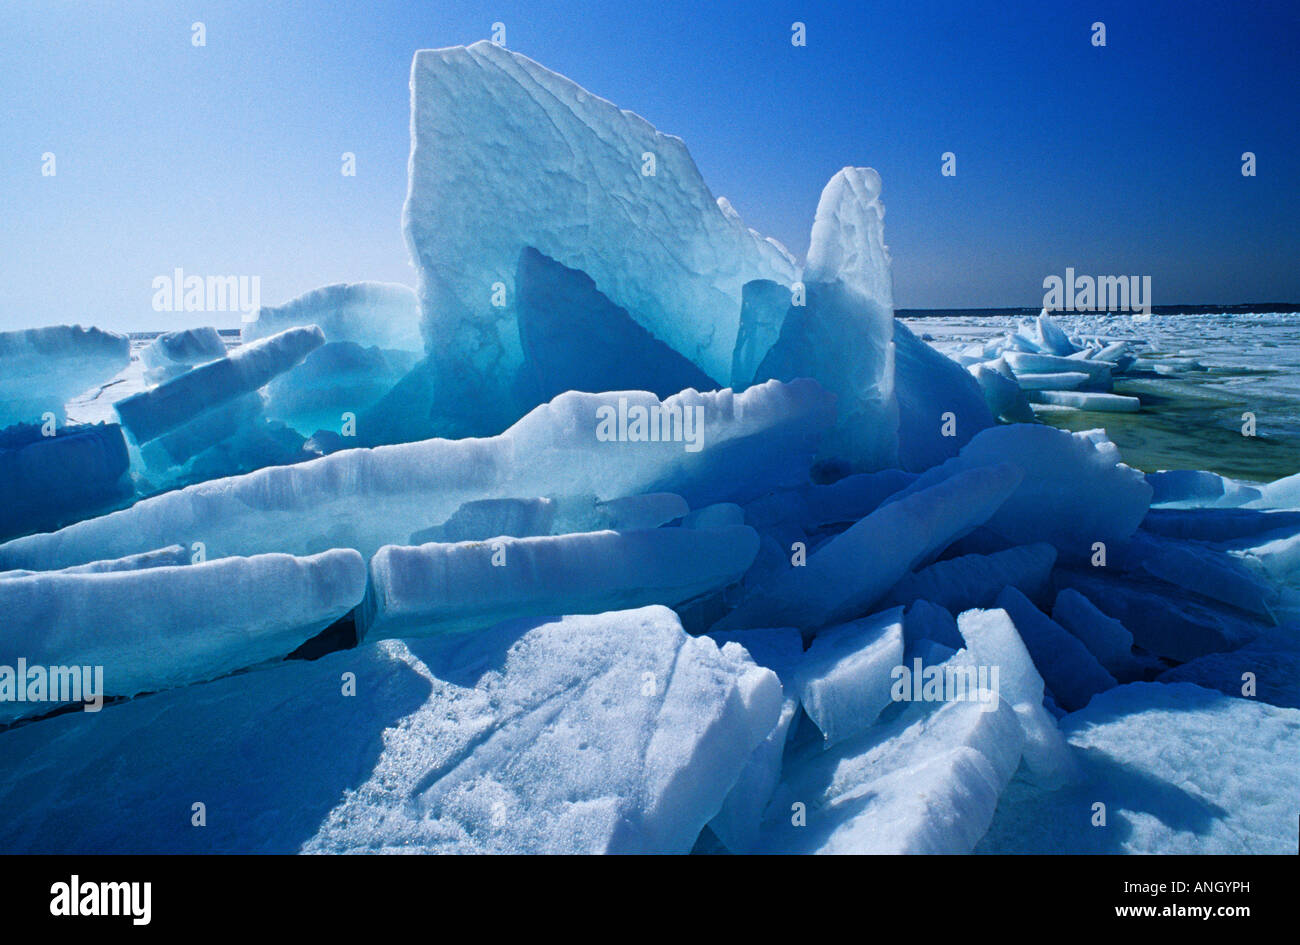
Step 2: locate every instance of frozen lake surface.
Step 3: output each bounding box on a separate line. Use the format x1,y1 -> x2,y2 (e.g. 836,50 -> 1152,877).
903,310 -> 1300,482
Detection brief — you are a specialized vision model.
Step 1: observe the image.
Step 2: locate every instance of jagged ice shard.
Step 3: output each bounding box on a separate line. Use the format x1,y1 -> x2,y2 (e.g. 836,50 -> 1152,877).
404,40 -> 796,427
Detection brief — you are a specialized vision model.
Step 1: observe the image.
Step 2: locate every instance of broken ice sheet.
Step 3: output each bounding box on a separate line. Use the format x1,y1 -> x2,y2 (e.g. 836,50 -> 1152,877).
0,607 -> 780,854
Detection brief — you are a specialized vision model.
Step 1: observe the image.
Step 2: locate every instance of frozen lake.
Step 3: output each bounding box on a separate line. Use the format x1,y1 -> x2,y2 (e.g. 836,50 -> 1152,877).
903,310 -> 1300,482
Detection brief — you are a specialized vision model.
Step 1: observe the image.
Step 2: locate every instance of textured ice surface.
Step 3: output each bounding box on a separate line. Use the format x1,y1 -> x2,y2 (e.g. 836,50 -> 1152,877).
357,526 -> 758,640
405,41 -> 794,408
760,696 -> 1024,853
1055,570 -> 1266,662
713,462 -> 1023,632
0,422 -> 131,541
892,320 -> 993,471
804,167 -> 893,313
0,606 -> 783,853
515,247 -> 718,402
0,380 -> 831,571
407,493 -> 688,544
1159,627 -> 1300,708
241,282 -> 421,353
0,548 -> 364,722
0,325 -> 130,426
732,280 -> 794,389
995,586 -> 1115,712
956,608 -> 1077,785
895,425 -> 1151,559
1051,588 -> 1140,679
885,543 -> 1057,612
903,599 -> 966,650
115,326 -> 324,444
140,327 -> 227,383
978,683 -> 1300,854
705,627 -> 803,853
0,544 -> 189,580
795,608 -> 905,745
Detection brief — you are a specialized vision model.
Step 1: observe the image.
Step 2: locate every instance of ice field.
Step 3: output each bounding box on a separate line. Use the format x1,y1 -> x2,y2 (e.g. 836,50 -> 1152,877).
1,40 -> 1297,855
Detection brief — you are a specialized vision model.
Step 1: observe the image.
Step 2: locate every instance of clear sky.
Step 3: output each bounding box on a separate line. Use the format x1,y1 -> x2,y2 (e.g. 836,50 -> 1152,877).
2,0 -> 1297,332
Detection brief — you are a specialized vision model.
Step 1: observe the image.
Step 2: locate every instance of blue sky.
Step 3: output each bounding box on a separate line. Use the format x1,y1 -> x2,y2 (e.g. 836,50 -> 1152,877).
1,0 -> 1296,331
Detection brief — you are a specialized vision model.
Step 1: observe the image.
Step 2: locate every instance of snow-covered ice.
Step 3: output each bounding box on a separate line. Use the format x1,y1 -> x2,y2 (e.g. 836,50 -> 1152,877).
0,607 -> 781,853
979,683 -> 1300,854
794,607 -> 905,745
0,548 -> 364,722
759,696 -> 1024,853
357,526 -> 759,640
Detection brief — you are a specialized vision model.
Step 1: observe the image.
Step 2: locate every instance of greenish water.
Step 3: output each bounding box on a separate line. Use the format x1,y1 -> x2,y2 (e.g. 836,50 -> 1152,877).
1035,369 -> 1299,483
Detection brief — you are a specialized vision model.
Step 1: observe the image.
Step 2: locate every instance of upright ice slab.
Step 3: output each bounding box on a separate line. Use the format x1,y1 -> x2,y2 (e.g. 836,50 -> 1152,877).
752,168 -> 899,471
0,325 -> 130,427
892,320 -> 994,471
804,167 -> 894,312
754,282 -> 898,471
956,607 -> 1077,785
704,627 -> 803,853
732,280 -> 795,389
404,40 -> 795,409
795,608 -> 905,745
994,586 -> 1115,712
